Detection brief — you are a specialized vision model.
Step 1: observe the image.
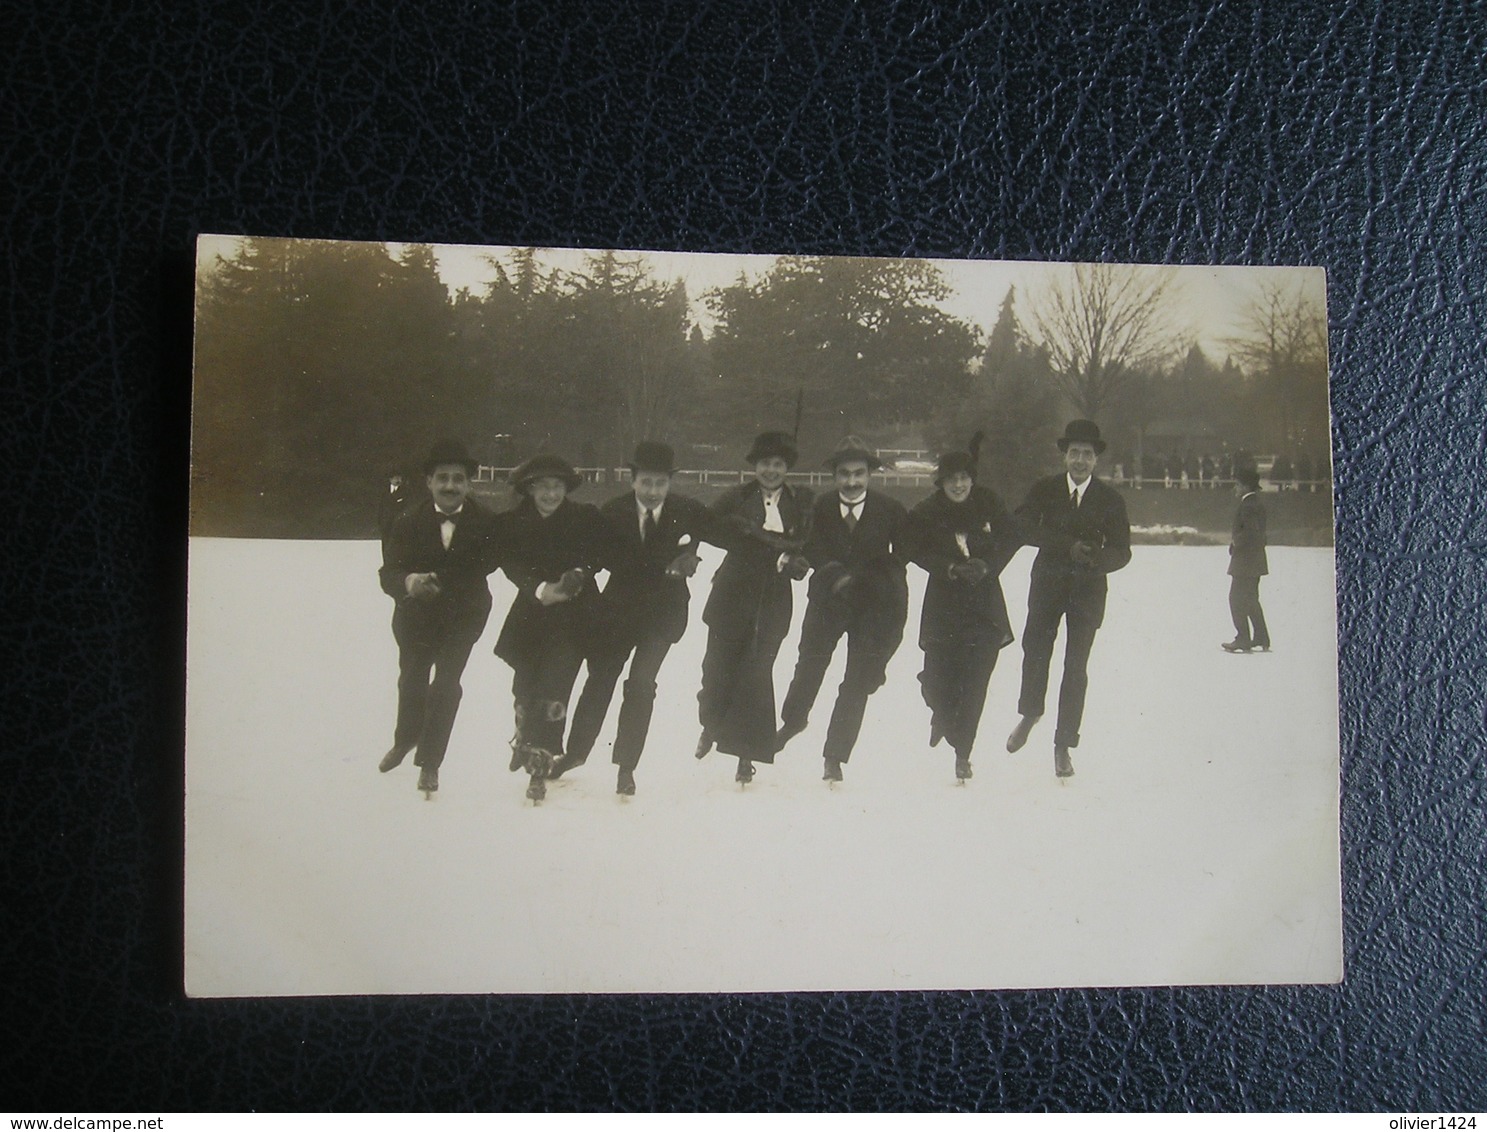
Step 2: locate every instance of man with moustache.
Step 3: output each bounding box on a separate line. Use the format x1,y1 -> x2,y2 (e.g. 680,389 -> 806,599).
1005,420 -> 1131,780
775,437 -> 911,784
695,430 -> 813,786
552,441 -> 711,796
377,439 -> 503,798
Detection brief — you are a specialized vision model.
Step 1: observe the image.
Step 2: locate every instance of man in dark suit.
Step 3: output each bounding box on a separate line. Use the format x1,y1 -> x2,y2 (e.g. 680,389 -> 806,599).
553,441 -> 712,795
1006,420 -> 1132,779
776,437 -> 911,783
1222,461 -> 1271,653
377,470 -> 415,539
377,439 -> 503,798
696,430 -> 813,785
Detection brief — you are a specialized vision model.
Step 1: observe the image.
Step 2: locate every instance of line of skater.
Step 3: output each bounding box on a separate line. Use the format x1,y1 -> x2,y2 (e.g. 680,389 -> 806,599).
377,419 -> 1269,804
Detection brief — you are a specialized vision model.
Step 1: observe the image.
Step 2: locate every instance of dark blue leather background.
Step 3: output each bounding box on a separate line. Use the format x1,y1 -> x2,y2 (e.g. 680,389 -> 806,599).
5,0 -> 1484,1112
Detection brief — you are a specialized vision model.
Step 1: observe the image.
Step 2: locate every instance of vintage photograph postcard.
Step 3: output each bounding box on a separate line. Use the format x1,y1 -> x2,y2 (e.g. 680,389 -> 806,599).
185,235 -> 1341,996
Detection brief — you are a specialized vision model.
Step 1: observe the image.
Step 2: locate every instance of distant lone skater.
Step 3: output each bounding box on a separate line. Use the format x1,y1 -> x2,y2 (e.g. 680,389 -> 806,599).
1222,460 -> 1271,654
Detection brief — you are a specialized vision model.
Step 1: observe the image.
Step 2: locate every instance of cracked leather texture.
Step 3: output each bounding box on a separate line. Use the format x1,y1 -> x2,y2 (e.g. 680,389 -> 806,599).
4,0 -> 1484,1112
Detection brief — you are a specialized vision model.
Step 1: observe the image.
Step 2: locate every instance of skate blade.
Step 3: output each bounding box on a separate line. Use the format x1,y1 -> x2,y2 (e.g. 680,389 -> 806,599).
421,790 -> 435,801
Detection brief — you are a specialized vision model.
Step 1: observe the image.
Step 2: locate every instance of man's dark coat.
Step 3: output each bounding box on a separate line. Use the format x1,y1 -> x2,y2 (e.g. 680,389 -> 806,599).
1228,492 -> 1269,577
1019,474 -> 1133,626
379,498 -> 502,645
594,489 -> 713,646
800,488 -> 911,643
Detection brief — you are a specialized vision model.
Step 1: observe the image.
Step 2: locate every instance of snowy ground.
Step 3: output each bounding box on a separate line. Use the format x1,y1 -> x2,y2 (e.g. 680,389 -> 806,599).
185,540 -> 1342,996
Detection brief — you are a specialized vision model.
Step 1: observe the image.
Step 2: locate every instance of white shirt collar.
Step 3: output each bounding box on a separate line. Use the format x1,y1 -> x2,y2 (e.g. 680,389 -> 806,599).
1066,474 -> 1091,502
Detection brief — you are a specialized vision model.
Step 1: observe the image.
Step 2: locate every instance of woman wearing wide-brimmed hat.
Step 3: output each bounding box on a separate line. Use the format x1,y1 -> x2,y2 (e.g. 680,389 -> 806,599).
694,430 -> 813,785
905,433 -> 1023,782
494,453 -> 612,803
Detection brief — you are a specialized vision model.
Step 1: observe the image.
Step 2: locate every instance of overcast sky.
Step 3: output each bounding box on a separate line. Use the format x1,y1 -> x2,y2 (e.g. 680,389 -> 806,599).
424,240 -> 1327,362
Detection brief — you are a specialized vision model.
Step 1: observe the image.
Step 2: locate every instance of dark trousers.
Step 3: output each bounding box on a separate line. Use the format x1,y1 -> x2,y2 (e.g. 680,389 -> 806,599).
781,602 -> 901,763
393,632 -> 478,772
1018,592 -> 1101,749
567,633 -> 673,771
1229,575 -> 1270,647
919,638 -> 1001,758
510,637 -> 585,756
698,628 -> 783,761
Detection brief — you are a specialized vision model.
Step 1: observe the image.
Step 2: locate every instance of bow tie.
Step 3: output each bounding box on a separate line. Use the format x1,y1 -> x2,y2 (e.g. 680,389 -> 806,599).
436,509 -> 460,523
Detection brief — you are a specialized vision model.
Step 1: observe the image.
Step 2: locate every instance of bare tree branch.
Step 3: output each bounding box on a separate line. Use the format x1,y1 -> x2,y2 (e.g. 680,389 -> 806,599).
1027,263 -> 1180,419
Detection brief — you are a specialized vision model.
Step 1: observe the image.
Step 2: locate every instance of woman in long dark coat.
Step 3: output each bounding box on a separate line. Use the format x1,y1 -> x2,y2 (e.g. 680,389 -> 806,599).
906,436 -> 1023,782
495,454 -> 612,803
695,431 -> 813,785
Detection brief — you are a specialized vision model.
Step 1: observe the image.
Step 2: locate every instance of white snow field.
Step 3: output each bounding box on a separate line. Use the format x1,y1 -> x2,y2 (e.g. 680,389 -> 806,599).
185,539 -> 1342,996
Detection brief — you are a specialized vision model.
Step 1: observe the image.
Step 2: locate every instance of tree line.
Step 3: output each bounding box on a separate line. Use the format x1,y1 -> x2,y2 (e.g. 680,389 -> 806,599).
190,238 -> 1330,535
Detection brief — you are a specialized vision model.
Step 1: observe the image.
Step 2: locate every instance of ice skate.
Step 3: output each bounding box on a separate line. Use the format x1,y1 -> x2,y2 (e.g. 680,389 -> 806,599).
379,745 -> 411,773
518,743 -> 555,804
417,765 -> 438,799
616,768 -> 636,796
1221,639 -> 1253,654
955,757 -> 972,784
823,757 -> 843,786
1054,745 -> 1074,780
547,753 -> 583,780
507,736 -> 525,772
694,731 -> 714,760
773,720 -> 805,755
735,758 -> 755,787
1006,714 -> 1041,753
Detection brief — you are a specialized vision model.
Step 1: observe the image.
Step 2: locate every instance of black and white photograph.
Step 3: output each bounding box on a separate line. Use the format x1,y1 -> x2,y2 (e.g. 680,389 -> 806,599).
185,235 -> 1340,996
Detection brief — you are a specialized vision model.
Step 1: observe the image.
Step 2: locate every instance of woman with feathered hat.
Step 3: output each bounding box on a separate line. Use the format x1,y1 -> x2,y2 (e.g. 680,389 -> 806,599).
694,430 -> 813,785
906,433 -> 1024,782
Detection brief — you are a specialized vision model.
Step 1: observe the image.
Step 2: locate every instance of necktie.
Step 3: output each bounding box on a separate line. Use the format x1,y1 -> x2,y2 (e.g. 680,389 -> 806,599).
643,509 -> 657,542
438,510 -> 457,550
1069,488 -> 1079,509
844,502 -> 860,532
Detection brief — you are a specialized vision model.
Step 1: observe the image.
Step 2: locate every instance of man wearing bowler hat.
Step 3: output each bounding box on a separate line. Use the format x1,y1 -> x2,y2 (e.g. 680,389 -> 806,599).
1222,457 -> 1271,654
695,430 -> 814,785
553,441 -> 713,795
775,436 -> 911,784
1005,420 -> 1131,779
377,439 -> 504,798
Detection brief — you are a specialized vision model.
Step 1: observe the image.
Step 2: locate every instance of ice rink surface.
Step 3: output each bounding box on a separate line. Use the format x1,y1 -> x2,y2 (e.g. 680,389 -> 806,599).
185,539 -> 1341,996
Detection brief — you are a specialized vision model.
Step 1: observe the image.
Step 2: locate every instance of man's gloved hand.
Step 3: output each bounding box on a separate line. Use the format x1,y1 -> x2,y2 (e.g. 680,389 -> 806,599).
1070,540 -> 1096,567
666,549 -> 702,578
